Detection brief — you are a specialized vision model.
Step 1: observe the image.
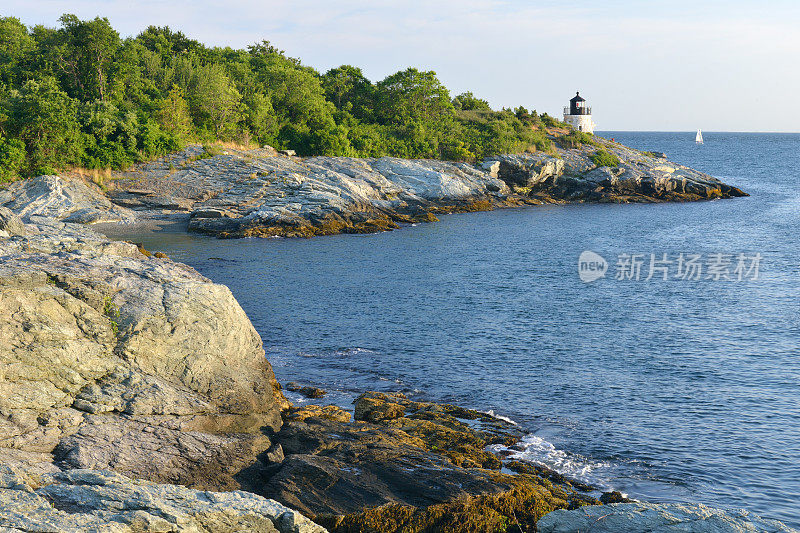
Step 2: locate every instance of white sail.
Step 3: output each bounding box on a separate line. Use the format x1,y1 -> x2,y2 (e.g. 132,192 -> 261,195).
696,130 -> 704,144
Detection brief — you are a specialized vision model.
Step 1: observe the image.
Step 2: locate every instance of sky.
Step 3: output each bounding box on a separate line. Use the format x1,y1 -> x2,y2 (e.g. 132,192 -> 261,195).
5,0 -> 800,131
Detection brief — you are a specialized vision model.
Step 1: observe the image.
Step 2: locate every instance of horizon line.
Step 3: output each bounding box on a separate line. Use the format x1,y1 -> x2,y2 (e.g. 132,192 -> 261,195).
595,130 -> 800,134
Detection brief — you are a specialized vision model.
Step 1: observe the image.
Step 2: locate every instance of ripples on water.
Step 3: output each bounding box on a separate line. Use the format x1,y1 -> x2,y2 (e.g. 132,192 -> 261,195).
111,133 -> 800,526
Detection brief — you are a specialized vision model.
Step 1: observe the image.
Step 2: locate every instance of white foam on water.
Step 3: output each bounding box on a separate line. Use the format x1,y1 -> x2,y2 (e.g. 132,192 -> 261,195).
489,434 -> 612,486
483,410 -> 519,426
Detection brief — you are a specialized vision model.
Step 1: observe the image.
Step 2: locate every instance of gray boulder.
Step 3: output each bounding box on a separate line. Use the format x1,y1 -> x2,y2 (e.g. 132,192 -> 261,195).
537,502 -> 796,533
480,159 -> 500,178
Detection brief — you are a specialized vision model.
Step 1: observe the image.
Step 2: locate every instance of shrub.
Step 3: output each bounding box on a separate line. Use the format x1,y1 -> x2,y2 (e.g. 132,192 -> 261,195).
557,130 -> 597,149
527,129 -> 553,153
0,136 -> 26,182
540,113 -> 559,127
590,149 -> 621,168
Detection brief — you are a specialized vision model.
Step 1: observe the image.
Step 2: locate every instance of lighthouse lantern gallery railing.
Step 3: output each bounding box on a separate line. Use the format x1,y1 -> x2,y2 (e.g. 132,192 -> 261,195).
564,106 -> 592,115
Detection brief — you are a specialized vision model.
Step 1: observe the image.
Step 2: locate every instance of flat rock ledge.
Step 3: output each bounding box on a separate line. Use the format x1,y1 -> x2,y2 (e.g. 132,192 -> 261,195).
537,502 -> 797,533
0,466 -> 325,533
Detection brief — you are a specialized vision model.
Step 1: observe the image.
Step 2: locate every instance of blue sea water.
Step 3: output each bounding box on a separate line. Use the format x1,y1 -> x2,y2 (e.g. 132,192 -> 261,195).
111,132 -> 800,527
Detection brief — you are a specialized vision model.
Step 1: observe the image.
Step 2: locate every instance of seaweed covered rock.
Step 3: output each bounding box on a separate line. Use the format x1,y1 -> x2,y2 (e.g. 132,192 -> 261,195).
353,392 -> 516,469
260,393 -> 599,532
284,404 -> 352,424
285,382 -> 327,399
599,490 -> 632,504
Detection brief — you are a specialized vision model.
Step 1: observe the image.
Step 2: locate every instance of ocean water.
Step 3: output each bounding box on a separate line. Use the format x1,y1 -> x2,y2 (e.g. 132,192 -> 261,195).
109,132 -> 800,527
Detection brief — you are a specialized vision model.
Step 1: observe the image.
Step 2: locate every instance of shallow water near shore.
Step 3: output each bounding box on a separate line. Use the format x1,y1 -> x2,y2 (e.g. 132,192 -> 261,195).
101,132 -> 800,527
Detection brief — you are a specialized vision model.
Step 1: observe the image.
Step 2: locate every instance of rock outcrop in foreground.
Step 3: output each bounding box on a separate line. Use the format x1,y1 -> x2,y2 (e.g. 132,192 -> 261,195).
0,466 -> 324,533
537,502 -> 796,533
74,135 -> 745,238
0,210 -> 293,520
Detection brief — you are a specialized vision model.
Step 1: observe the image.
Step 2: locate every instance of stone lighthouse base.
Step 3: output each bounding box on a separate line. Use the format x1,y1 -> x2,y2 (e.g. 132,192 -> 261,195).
564,114 -> 595,134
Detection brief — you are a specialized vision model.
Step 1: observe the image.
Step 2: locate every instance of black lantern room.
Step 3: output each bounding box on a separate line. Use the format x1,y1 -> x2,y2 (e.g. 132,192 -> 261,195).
569,92 -> 590,115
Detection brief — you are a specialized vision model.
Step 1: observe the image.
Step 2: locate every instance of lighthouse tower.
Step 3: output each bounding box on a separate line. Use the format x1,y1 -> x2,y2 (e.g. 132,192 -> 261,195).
563,91 -> 596,133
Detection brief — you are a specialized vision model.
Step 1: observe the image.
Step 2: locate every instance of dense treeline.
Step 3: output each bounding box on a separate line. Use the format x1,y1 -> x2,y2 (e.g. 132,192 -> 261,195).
0,15 -> 562,181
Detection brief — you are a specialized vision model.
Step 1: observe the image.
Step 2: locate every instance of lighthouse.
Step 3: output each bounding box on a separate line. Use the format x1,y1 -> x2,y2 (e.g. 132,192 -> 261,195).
563,91 -> 596,134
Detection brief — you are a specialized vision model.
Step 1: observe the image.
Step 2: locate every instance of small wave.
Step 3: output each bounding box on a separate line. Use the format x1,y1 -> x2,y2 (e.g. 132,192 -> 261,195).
483,410 -> 519,426
335,347 -> 379,357
489,434 -> 611,486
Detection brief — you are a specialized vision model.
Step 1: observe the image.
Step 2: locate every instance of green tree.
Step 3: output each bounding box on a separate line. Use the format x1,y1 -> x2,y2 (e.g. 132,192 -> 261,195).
6,77 -> 83,173
375,68 -> 454,125
242,92 -> 278,145
157,84 -> 193,142
190,63 -> 241,139
321,65 -> 374,118
138,25 -> 201,56
55,14 -> 120,101
0,17 -> 35,86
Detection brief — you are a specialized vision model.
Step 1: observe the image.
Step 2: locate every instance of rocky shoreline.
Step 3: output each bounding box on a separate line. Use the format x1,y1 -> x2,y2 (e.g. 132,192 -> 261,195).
1,147 -> 793,532
1,134 -> 747,240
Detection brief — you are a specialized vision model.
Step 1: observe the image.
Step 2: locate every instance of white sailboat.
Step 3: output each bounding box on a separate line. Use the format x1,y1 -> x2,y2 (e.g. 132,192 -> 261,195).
695,129 -> 704,144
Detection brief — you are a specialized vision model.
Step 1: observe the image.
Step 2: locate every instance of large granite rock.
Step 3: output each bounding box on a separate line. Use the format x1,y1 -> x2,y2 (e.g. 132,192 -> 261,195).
537,502 -> 796,533
0,174 -> 135,224
0,217 -> 284,487
0,466 -> 326,533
